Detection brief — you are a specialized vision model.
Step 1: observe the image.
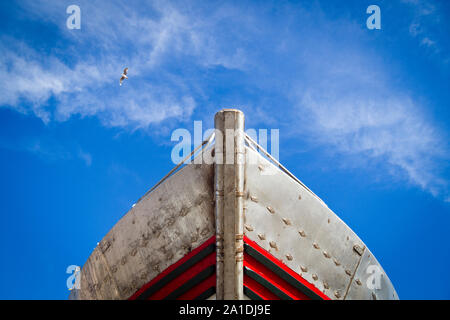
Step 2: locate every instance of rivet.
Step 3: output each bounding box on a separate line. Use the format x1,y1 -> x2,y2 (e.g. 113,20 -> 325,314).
313,242 -> 320,249
140,240 -> 148,247
269,241 -> 278,250
327,218 -> 330,224
298,194 -> 302,200
250,196 -> 258,203
323,282 -> 329,289
266,206 -> 275,214
258,164 -> 264,171
180,206 -> 189,217
282,218 -> 292,225
298,230 -> 306,237
286,254 -> 293,261
345,269 -> 352,276
353,244 -> 363,256
312,274 -> 318,281
300,265 -> 308,273
323,251 -> 331,258
100,241 -> 111,253
245,224 -> 254,232
355,279 -> 362,286
166,217 -> 175,226
152,264 -> 160,272
335,291 -> 341,298
333,259 -> 341,266
258,234 -> 266,240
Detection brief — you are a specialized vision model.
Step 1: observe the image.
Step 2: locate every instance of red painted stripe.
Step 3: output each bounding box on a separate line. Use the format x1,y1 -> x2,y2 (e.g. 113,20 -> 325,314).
129,234 -> 330,301
177,274 -> 216,300
244,235 -> 330,300
129,236 -> 215,300
244,275 -> 280,300
244,253 -> 311,300
148,252 -> 216,300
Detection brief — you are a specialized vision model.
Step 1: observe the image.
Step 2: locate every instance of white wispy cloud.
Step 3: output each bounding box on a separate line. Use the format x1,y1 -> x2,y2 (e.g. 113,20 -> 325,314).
1,0 -> 247,129
0,39 -> 113,122
297,86 -> 448,197
1,0 -> 448,200
284,8 -> 449,199
402,0 -> 447,56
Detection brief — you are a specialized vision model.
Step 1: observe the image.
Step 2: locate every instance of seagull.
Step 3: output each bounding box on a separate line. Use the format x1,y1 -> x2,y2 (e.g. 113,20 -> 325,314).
119,67 -> 128,86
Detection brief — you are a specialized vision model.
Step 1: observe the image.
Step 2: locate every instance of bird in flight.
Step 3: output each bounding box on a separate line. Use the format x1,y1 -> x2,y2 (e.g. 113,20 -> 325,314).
119,67 -> 128,86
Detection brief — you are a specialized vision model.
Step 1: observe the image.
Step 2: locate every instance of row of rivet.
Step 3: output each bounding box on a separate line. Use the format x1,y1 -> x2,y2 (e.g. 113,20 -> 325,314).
256,161 -> 377,296
251,192 -> 360,278
246,191 -> 360,299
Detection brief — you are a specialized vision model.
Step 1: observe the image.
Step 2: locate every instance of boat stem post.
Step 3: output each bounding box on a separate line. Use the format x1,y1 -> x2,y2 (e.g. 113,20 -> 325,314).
214,109 -> 245,300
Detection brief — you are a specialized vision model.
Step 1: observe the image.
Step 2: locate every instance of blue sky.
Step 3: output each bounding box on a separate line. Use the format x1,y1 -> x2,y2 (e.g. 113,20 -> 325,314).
0,0 -> 449,299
